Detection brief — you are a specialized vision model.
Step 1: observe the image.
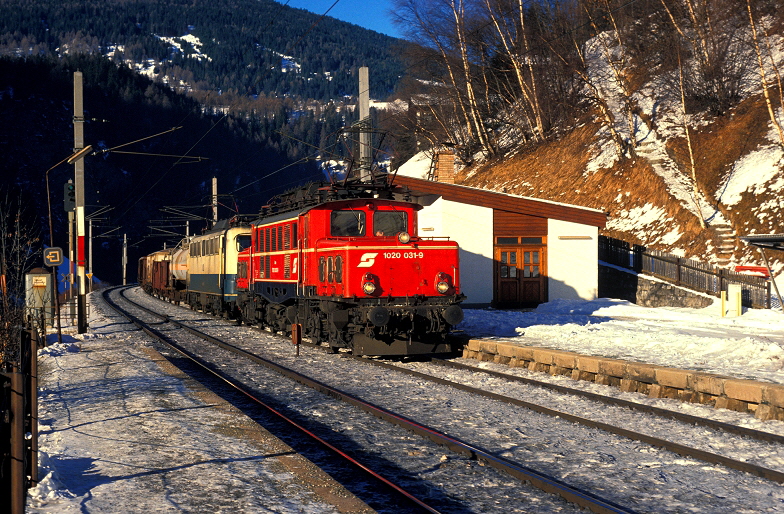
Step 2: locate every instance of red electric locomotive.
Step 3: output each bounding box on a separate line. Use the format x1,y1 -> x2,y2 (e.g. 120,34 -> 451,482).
235,179 -> 464,355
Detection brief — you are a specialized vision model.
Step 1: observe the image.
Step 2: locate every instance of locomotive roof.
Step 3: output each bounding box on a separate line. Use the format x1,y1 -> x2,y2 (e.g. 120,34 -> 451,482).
252,179 -> 417,226
251,196 -> 419,226
197,215 -> 255,236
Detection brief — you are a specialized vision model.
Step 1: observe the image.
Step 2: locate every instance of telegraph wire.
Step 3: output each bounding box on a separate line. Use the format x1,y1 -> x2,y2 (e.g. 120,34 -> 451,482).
123,0 -> 345,216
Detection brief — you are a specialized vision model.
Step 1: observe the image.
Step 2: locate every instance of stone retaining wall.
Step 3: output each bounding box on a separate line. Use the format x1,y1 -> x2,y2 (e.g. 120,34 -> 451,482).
463,339 -> 784,421
599,265 -> 714,309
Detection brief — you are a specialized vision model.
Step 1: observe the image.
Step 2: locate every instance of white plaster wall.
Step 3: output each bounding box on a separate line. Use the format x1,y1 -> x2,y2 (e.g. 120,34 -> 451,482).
417,197 -> 494,305
547,219 -> 599,300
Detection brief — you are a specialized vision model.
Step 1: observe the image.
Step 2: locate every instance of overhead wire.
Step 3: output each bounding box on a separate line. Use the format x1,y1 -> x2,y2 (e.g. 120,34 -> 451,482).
112,0 -> 645,235
109,0 -> 341,223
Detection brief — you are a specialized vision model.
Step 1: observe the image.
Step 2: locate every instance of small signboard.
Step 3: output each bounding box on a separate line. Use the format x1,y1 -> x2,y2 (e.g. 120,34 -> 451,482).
44,247 -> 64,267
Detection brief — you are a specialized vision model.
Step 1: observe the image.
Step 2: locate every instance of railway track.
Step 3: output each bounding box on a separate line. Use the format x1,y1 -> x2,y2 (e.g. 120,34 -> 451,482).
356,357 -> 784,483
103,286 -> 444,513
107,287 -> 632,513
114,286 -> 784,513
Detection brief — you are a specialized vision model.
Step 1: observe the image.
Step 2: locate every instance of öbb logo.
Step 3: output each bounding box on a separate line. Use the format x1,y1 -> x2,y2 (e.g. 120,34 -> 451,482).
357,253 -> 378,268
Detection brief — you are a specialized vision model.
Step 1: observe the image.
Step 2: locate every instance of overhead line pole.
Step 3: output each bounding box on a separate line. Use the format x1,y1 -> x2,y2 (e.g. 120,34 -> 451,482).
212,177 -> 219,227
358,66 -> 371,182
73,71 -> 87,333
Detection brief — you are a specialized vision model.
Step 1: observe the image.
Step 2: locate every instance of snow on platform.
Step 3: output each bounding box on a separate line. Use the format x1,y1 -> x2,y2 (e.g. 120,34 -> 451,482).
27,299 -> 365,513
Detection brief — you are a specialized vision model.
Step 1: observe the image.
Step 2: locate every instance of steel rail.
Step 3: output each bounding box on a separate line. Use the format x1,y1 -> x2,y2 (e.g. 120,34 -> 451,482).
124,287 -> 637,514
103,287 -> 441,514
352,356 -> 784,484
429,358 -> 784,445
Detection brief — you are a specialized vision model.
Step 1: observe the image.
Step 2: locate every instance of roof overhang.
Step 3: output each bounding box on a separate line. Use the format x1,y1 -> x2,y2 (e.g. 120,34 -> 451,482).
393,175 -> 607,228
740,234 -> 784,252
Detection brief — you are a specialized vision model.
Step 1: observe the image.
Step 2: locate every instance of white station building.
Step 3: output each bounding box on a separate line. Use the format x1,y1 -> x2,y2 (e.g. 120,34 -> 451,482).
394,159 -> 607,308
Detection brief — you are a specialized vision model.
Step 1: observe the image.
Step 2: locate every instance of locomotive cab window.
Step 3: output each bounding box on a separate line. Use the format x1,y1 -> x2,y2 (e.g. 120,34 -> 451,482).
373,211 -> 407,237
236,235 -> 251,252
331,210 -> 365,237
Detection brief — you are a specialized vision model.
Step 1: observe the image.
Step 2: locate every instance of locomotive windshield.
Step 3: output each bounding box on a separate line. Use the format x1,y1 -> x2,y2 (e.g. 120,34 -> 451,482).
373,211 -> 407,237
236,235 -> 251,251
331,210 -> 365,237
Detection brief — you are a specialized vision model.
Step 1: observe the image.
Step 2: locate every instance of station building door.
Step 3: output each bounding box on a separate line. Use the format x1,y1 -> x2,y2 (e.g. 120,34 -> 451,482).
493,236 -> 547,307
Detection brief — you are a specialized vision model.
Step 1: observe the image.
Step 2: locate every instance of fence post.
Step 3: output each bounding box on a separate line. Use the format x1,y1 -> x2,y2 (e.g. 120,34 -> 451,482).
28,329 -> 38,485
768,281 -> 772,310
675,258 -> 682,286
632,244 -> 644,273
9,368 -> 25,514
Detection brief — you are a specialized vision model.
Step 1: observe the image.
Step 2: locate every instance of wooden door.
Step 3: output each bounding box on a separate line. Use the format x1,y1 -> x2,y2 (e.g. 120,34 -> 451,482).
494,245 -> 546,307
496,248 -> 520,305
519,248 -> 544,304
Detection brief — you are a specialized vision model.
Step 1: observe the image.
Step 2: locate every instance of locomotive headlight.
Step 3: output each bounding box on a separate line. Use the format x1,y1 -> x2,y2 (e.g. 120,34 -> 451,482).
397,231 -> 411,244
435,272 -> 451,294
362,273 -> 377,295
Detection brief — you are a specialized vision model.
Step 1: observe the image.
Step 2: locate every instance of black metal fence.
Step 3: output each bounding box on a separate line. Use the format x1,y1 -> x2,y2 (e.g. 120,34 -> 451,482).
599,236 -> 771,309
1,326 -> 40,514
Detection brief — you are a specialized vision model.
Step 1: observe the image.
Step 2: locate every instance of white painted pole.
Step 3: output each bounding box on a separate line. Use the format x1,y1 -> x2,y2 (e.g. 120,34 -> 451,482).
358,67 -> 371,182
122,233 -> 127,286
73,71 -> 88,332
212,176 -> 218,226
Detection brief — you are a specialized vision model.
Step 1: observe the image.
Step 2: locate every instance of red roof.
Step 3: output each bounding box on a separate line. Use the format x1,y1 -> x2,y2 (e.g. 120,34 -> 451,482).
393,175 -> 607,228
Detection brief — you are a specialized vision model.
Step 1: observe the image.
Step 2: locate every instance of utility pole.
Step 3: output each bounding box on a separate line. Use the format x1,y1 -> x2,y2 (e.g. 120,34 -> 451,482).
212,177 -> 218,226
88,216 -> 92,293
67,209 -> 75,320
122,233 -> 127,285
86,205 -> 113,293
73,71 -> 87,333
358,66 -> 371,182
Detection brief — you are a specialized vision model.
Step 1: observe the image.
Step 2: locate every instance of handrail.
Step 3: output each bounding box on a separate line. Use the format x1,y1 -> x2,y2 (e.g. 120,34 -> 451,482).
599,235 -> 770,308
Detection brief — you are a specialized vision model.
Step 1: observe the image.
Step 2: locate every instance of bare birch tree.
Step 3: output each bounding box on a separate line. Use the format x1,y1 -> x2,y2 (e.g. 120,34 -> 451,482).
450,0 -> 495,156
659,0 -> 751,115
0,189 -> 42,364
393,0 -> 484,156
543,24 -> 629,159
677,50 -> 706,228
582,0 -> 639,151
481,0 -> 545,143
746,0 -> 784,146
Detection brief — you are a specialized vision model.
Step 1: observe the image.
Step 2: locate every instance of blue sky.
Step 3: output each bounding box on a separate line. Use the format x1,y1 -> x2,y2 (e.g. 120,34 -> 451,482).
278,0 -> 402,38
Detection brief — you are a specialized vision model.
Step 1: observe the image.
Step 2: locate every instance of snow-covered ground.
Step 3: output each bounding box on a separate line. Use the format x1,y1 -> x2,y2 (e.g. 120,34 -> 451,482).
26,290 -> 784,512
459,296 -> 784,385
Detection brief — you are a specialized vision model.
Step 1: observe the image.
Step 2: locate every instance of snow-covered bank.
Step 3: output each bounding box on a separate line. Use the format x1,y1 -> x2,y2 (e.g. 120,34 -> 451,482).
458,298 -> 784,384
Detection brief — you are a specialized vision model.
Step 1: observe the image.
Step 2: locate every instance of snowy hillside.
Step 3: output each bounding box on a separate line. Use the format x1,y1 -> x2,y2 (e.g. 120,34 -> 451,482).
401,24 -> 784,278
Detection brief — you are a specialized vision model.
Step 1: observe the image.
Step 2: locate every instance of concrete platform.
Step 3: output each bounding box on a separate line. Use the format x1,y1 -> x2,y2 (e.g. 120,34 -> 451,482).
28,312 -> 370,512
463,339 -> 784,421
